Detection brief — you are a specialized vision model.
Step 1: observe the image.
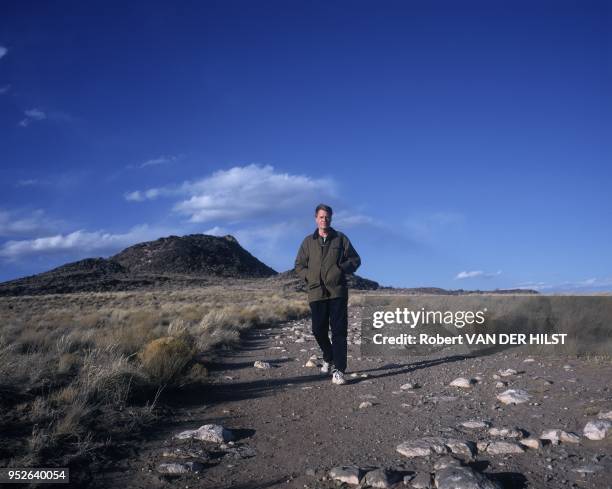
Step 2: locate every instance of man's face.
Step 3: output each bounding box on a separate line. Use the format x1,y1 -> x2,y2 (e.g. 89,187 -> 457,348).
315,210 -> 331,232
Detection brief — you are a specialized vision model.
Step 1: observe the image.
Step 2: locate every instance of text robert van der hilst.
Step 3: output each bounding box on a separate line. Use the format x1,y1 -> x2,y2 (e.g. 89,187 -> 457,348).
369,308 -> 567,346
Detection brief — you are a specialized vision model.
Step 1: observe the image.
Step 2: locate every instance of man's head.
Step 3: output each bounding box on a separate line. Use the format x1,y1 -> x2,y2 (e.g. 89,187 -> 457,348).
315,204 -> 332,233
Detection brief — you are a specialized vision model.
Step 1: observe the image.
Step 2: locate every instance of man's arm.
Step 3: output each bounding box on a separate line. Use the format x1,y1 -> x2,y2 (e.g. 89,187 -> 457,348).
294,239 -> 309,282
339,236 -> 361,274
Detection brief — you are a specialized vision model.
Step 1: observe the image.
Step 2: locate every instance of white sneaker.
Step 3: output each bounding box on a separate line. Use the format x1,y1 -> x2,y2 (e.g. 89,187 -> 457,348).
320,361 -> 331,374
332,370 -> 346,385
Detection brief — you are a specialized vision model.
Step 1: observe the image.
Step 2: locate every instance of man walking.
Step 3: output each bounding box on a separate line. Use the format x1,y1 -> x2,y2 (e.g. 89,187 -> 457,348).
294,204 -> 361,385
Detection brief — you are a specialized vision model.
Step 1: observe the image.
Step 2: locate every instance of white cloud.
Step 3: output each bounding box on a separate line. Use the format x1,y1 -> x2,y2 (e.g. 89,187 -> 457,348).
0,84 -> 10,94
25,108 -> 46,120
19,108 -> 47,127
0,224 -> 165,260
140,155 -> 180,168
333,210 -> 374,227
0,46 -> 7,59
124,188 -> 170,202
126,164 -> 336,223
0,209 -> 60,237
16,179 -> 41,187
455,269 -> 502,280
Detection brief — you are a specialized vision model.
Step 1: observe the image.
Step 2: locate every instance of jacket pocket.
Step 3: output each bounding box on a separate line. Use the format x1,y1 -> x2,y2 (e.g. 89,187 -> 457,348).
326,264 -> 343,286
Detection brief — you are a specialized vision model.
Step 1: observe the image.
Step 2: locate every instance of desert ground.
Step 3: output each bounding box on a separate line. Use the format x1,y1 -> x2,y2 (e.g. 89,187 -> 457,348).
1,287 -> 610,489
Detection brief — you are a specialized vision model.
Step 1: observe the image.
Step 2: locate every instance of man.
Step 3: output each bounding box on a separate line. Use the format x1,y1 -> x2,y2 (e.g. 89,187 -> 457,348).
294,204 -> 361,385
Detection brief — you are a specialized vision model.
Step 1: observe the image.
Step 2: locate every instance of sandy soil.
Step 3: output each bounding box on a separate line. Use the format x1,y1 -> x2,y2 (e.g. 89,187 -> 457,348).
91,303 -> 612,489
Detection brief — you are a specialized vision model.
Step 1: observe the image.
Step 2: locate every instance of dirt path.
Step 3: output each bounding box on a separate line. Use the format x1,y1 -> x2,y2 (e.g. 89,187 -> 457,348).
94,304 -> 612,489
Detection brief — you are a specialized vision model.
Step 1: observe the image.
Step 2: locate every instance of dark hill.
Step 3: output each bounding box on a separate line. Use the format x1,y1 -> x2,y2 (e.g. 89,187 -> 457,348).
0,234 -> 277,296
111,234 -> 276,277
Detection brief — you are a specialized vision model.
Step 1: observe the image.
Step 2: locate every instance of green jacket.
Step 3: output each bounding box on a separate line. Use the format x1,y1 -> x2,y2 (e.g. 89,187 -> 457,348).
294,227 -> 361,303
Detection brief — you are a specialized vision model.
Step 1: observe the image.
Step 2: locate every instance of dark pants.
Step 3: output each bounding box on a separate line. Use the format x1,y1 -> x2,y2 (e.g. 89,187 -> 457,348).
310,296 -> 348,373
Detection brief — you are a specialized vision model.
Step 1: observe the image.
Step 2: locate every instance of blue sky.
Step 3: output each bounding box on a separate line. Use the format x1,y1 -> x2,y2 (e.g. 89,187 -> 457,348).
1,0 -> 611,292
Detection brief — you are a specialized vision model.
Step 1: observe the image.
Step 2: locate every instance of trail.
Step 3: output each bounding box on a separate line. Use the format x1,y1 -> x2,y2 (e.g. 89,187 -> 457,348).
94,303 -> 612,489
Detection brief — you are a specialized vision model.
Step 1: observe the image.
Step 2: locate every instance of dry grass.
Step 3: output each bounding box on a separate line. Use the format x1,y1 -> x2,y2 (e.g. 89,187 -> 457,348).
0,282 -> 309,472
140,336 -> 194,385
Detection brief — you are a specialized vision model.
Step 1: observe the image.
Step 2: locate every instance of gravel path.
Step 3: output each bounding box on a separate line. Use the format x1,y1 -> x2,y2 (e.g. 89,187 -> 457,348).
94,304 -> 612,489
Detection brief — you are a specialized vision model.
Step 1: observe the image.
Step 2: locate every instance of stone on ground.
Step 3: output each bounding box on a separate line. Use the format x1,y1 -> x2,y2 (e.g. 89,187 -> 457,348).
157,461 -> 205,474
434,457 -> 502,489
583,420 -> 611,440
485,440 -> 525,455
519,438 -> 543,450
488,427 -> 523,438
461,420 -> 490,429
496,389 -> 530,404
396,437 -> 448,458
175,424 -> 234,443
450,377 -> 474,388
363,468 -> 399,488
329,466 -> 363,485
254,360 -> 271,369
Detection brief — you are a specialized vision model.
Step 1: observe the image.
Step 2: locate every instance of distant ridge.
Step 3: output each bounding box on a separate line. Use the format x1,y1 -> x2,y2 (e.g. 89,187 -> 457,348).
0,234 -> 536,296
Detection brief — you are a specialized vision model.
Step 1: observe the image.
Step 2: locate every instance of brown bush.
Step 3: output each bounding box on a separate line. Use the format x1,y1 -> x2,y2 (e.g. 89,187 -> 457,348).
139,336 -> 194,385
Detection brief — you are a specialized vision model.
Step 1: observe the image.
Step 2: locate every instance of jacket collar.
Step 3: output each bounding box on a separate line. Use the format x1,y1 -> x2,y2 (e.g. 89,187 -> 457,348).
312,227 -> 337,240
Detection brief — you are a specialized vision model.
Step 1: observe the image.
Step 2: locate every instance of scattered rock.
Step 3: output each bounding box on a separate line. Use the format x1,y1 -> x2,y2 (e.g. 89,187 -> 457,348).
175,424 -> 234,443
254,360 -> 271,369
410,472 -> 432,488
495,381 -> 507,388
450,377 -> 475,388
560,431 -> 581,444
434,457 -> 502,489
485,441 -> 525,455
304,359 -> 317,368
397,437 -> 474,458
496,389 -> 531,405
461,420 -> 490,429
488,427 -> 523,438
444,438 -> 477,457
401,382 -> 418,390
498,368 -> 518,377
540,429 -> 562,445
359,401 -> 373,409
397,437 -> 448,458
477,441 -> 489,453
583,420 -> 611,440
157,461 -> 205,475
329,466 -> 363,485
520,438 -> 543,450
364,468 -> 399,488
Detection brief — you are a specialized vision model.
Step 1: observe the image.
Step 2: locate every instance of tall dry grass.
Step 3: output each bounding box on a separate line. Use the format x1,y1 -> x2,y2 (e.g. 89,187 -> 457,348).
0,283 -> 309,473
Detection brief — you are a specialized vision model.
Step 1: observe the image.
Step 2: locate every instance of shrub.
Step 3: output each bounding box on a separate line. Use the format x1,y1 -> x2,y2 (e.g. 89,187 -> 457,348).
139,336 -> 194,385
